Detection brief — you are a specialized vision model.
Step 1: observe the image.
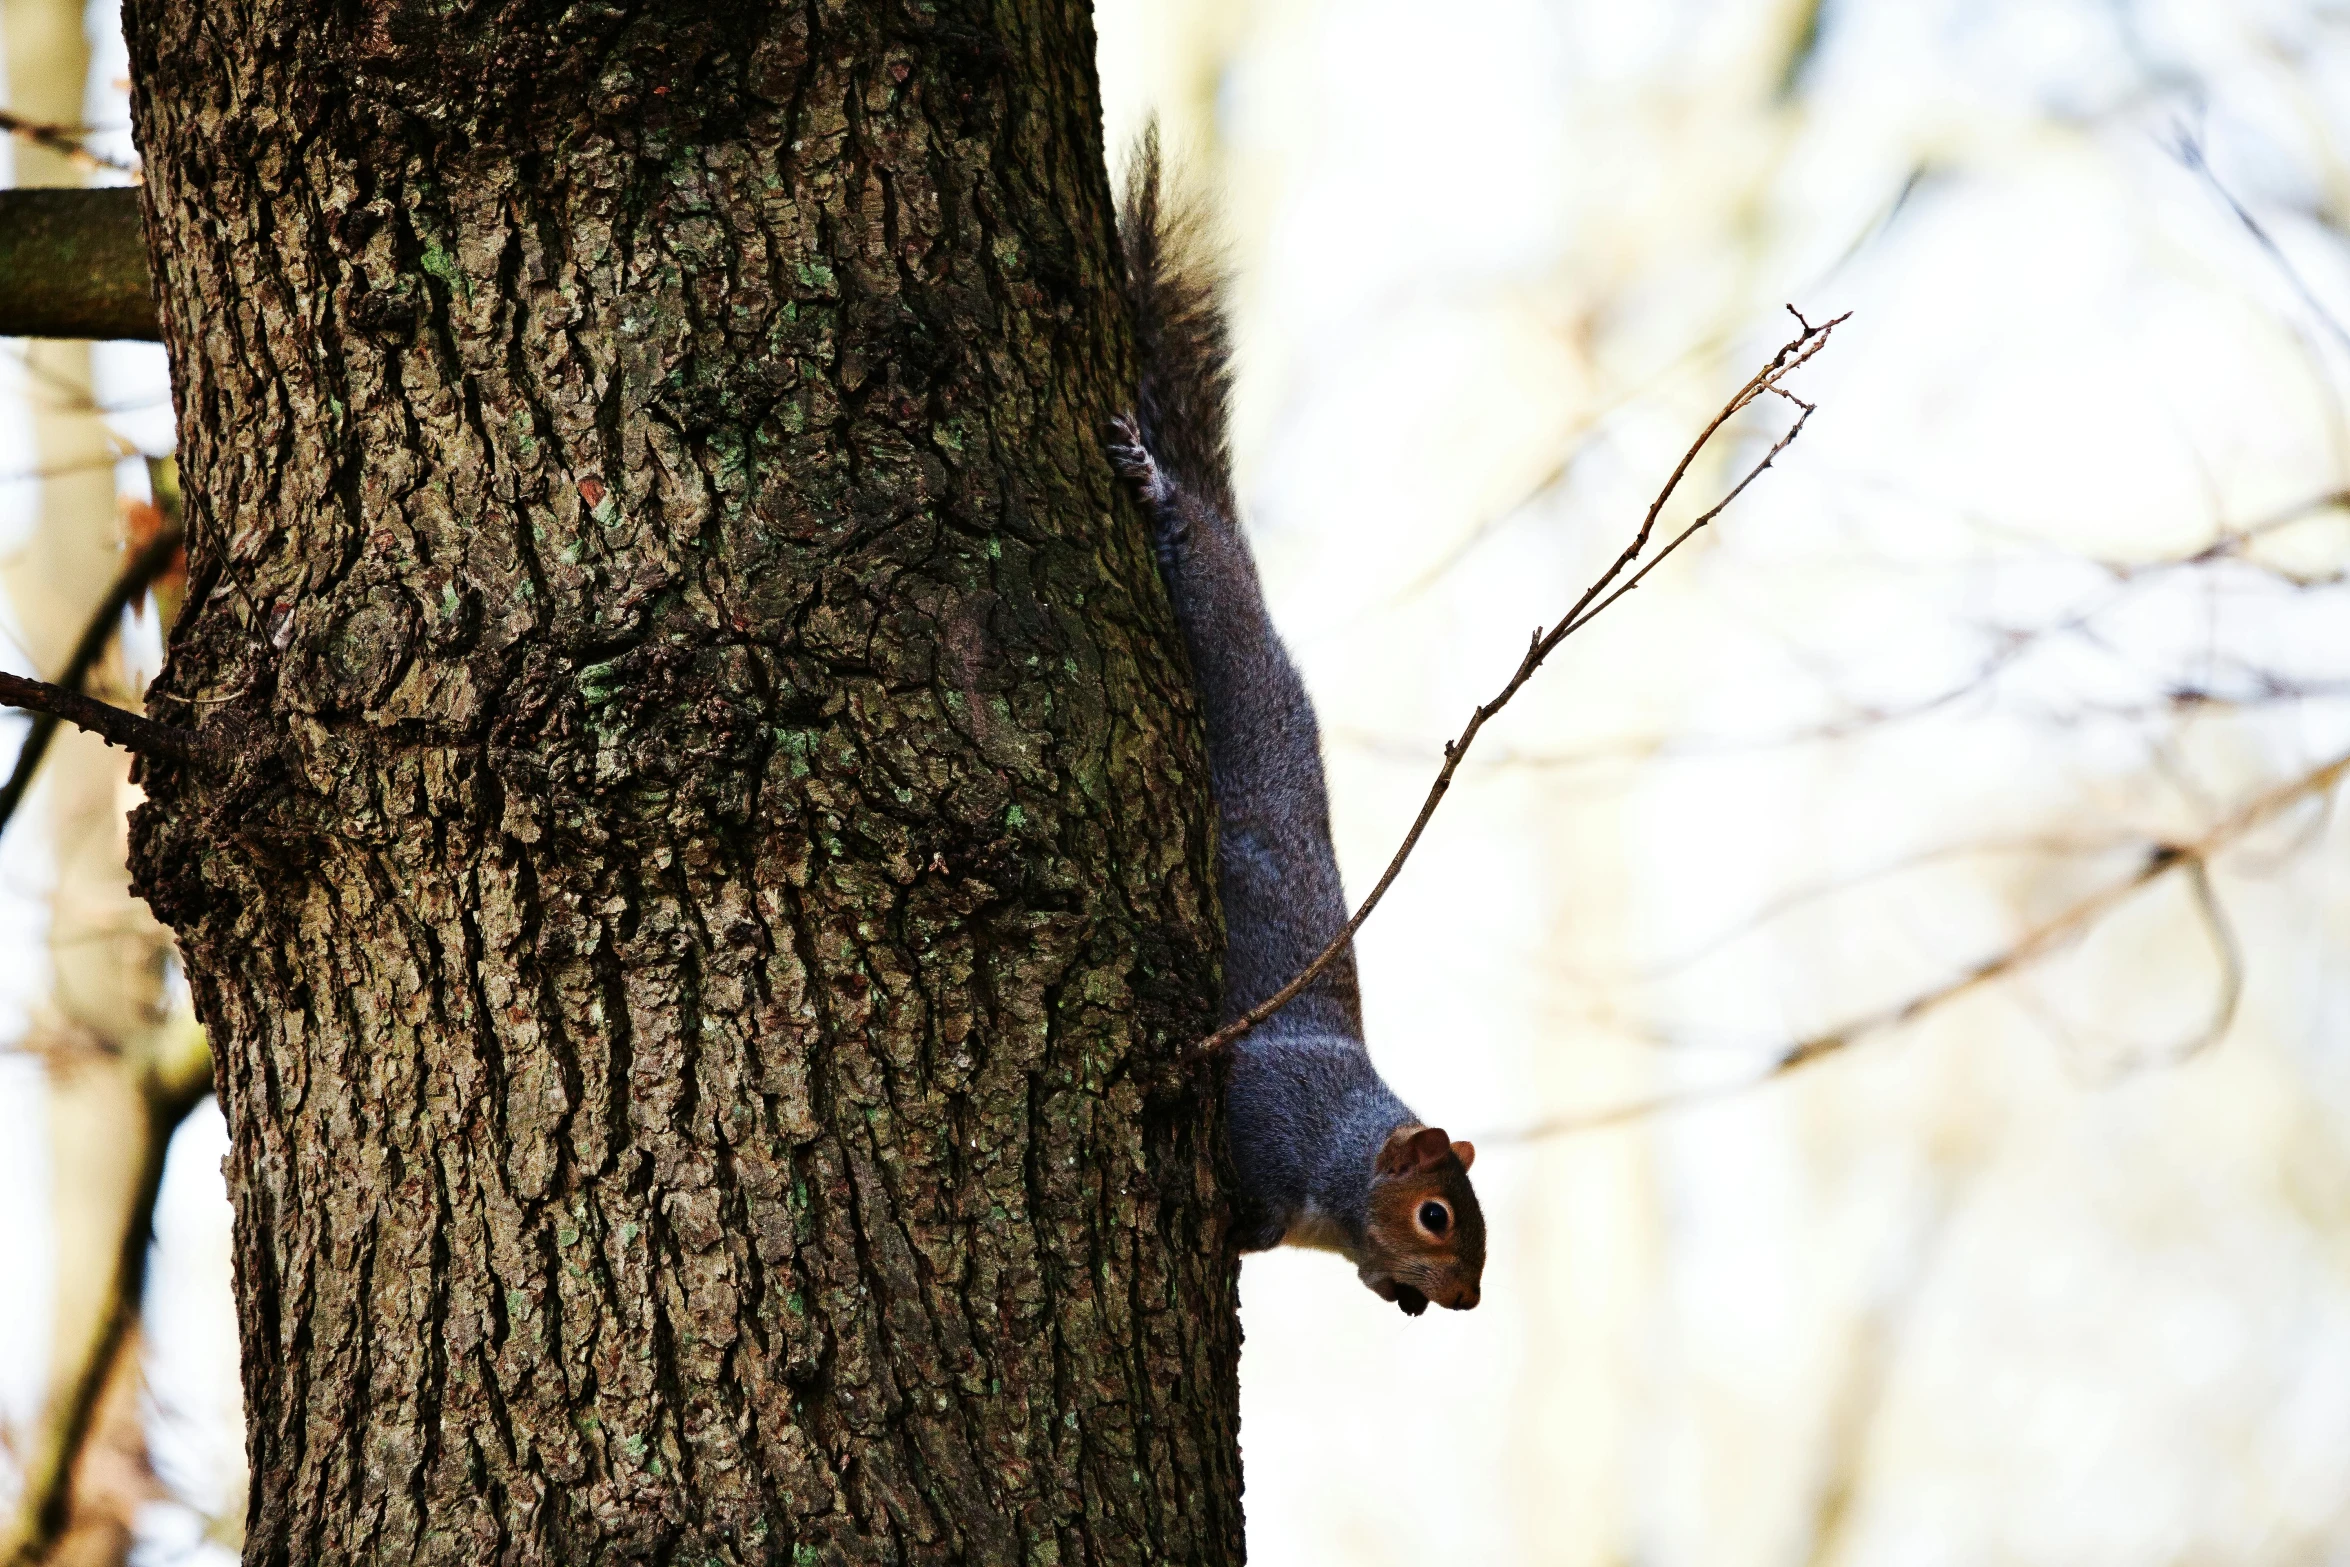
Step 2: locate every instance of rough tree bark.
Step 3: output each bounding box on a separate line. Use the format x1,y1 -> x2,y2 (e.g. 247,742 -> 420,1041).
118,2 -> 1243,1563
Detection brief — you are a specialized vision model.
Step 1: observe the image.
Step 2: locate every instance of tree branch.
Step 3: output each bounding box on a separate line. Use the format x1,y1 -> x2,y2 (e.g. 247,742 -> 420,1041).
0,1017 -> 214,1567
1495,748 -> 2350,1142
0,110 -> 137,175
0,188 -> 158,341
2172,125 -> 2350,358
0,525 -> 185,833
1193,308 -> 1848,1057
0,670 -> 201,761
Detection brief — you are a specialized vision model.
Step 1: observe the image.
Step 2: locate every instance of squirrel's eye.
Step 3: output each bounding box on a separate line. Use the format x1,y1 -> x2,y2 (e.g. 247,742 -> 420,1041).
1417,1200 -> 1450,1236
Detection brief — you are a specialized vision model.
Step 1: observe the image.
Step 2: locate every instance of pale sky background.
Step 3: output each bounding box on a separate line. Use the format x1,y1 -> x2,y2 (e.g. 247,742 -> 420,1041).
10,1 -> 2350,1564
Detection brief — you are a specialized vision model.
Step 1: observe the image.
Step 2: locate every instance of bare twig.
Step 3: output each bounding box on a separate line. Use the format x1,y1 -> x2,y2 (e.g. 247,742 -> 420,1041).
0,109 -> 137,174
2090,487 -> 2350,586
1339,481 -> 2350,780
1380,164 -> 1924,611
1626,832 -> 2145,983
1194,309 -> 1848,1055
0,525 -> 184,834
2172,126 -> 2350,358
0,671 -> 201,761
1494,748 -> 2350,1142
0,1017 -> 213,1567
2,344 -> 176,416
0,458 -> 133,487
1335,611 -> 2049,777
2177,856 -> 2244,1055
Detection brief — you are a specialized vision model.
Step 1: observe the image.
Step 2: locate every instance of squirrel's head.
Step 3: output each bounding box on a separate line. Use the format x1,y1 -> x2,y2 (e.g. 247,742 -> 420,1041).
1358,1125 -> 1485,1316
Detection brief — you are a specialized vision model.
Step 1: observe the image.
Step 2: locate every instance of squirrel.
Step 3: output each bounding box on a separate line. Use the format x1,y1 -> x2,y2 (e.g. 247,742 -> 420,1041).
1109,135 -> 1486,1317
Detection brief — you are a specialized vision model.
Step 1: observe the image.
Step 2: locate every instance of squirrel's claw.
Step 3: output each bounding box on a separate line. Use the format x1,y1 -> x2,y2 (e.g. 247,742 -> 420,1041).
1107,414 -> 1174,507
1392,1284 -> 1429,1317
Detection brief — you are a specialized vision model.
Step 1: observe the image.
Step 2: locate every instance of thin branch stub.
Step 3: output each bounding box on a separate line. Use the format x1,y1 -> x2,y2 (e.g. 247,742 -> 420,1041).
0,671 -> 203,761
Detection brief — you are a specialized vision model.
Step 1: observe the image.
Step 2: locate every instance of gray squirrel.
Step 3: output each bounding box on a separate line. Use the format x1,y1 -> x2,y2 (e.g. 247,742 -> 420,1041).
1110,139 -> 1486,1316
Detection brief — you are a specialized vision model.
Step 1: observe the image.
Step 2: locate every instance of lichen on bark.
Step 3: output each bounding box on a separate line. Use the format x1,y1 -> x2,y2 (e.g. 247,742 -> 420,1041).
120,1 -> 1243,1562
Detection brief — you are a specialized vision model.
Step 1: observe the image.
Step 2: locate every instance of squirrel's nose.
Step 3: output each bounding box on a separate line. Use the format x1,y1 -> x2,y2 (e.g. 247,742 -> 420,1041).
1448,1285 -> 1480,1311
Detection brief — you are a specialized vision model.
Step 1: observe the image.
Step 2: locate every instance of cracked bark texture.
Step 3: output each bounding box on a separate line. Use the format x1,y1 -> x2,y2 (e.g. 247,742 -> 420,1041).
118,2 -> 1242,1563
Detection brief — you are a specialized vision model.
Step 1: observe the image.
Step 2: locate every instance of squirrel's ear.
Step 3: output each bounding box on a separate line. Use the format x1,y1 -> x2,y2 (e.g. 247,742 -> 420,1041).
1378,1125 -> 1460,1175
1451,1140 -> 1476,1171
1378,1126 -> 1432,1174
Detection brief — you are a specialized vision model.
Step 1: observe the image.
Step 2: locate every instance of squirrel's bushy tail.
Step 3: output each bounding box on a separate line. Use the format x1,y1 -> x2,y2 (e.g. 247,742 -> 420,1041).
1119,126 -> 1237,522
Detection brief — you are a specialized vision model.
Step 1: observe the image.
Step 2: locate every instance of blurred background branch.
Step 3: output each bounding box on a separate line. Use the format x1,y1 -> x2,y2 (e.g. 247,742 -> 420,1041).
1502,751 -> 2343,1143
1,1018 -> 211,1567
0,0 -> 219,1560
0,516 -> 184,833
0,114 -> 131,178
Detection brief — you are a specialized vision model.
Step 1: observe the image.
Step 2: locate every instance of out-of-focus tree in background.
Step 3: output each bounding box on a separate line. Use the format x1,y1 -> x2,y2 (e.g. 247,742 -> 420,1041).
7,0 -> 2350,1563
0,0 -> 224,1562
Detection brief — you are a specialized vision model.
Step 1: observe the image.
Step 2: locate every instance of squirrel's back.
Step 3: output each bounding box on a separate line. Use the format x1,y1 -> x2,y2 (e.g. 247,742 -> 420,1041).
1113,136 -> 1487,1314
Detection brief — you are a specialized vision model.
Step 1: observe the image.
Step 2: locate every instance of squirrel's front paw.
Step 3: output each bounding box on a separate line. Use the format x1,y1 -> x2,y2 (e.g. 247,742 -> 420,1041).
1107,414 -> 1173,506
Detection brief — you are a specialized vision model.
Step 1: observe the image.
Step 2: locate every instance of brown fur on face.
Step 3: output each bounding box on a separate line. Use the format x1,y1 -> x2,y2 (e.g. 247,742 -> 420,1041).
1357,1126 -> 1485,1315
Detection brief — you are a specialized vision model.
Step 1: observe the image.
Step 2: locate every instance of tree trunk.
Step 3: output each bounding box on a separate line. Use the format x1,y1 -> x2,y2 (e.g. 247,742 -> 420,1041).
118,3 -> 1243,1563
